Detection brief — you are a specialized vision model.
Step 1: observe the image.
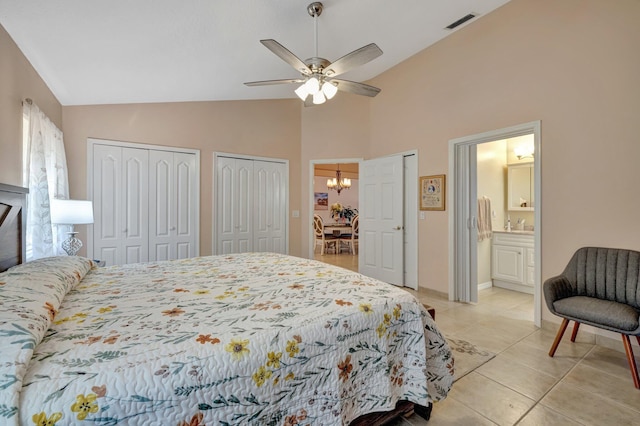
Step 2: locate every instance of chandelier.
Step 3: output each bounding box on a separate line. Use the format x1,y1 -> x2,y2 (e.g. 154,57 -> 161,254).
327,165 -> 351,194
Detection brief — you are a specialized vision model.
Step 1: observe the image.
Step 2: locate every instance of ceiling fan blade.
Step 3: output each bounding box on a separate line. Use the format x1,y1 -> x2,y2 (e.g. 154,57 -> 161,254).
331,79 -> 381,97
244,78 -> 304,87
260,39 -> 311,75
323,43 -> 383,77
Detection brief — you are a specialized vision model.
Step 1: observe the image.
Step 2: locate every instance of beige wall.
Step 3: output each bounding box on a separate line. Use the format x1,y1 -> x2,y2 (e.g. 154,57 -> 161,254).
368,0 -> 640,326
0,24 -> 62,186
62,100 -> 302,257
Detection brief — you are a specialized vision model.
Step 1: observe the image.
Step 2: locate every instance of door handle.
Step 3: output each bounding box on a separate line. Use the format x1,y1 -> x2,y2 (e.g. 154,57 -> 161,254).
393,226 -> 403,230
170,227 -> 176,231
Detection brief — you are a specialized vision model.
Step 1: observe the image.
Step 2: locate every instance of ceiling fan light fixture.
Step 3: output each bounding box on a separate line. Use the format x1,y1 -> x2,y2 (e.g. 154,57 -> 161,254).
295,84 -> 310,101
322,81 -> 338,99
313,90 -> 326,104
244,2 -> 382,105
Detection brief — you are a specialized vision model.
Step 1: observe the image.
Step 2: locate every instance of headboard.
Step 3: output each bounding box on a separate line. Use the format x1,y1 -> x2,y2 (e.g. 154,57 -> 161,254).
0,183 -> 28,272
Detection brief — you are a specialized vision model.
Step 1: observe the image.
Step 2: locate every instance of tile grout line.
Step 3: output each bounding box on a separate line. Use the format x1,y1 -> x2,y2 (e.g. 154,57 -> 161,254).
511,343 -> 597,425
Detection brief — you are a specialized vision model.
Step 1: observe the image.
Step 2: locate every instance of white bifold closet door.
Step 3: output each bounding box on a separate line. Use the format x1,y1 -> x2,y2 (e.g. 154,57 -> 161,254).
216,156 -> 287,255
148,151 -> 198,262
92,142 -> 198,266
93,145 -> 150,266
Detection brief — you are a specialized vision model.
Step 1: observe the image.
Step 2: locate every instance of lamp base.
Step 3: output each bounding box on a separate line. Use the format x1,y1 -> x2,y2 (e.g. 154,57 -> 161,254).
61,232 -> 83,256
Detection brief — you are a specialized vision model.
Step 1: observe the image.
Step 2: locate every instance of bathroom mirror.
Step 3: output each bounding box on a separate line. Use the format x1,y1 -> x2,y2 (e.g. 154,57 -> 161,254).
508,163 -> 534,211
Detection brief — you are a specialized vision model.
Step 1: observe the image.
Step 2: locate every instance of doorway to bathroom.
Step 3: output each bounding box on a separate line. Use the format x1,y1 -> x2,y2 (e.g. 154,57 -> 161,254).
448,121 -> 541,327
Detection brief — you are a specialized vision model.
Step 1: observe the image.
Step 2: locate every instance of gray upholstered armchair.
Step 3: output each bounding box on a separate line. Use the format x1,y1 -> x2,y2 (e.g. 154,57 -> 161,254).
544,247 -> 640,389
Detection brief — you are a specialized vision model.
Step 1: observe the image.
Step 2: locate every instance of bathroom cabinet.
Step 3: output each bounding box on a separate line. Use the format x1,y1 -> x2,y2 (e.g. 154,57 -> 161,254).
508,162 -> 534,211
492,231 -> 534,294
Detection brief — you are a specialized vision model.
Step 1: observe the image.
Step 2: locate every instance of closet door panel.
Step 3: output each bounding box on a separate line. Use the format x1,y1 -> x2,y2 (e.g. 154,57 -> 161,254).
216,158 -> 237,254
270,163 -> 287,254
236,160 -> 253,252
253,166 -> 270,245
216,158 -> 253,254
93,145 -> 122,266
149,151 -> 173,262
122,148 -> 149,264
253,161 -> 287,254
173,153 -> 197,259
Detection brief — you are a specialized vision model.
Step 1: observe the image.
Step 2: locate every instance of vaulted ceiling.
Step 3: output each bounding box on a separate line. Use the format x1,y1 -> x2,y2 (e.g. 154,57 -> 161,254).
0,0 -> 511,105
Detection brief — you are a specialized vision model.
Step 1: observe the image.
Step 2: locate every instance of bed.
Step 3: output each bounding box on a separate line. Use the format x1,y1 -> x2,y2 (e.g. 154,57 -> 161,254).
0,184 -> 453,425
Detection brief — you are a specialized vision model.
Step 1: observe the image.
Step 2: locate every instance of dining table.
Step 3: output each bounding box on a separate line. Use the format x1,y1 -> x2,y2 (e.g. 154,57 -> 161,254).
323,222 -> 352,236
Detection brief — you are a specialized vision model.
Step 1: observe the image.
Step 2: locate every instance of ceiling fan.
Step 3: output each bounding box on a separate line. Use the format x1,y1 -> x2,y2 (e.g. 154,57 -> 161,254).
244,2 -> 382,106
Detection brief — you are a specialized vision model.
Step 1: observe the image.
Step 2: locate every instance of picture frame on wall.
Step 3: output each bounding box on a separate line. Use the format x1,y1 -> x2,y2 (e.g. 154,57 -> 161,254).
420,174 -> 446,211
314,192 -> 329,210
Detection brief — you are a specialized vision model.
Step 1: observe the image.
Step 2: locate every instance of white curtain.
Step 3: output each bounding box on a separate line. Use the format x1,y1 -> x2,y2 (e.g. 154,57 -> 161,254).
22,101 -> 70,260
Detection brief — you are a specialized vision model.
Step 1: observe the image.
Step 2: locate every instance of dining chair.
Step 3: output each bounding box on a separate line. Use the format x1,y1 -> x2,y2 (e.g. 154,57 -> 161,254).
339,215 -> 359,255
313,214 -> 337,255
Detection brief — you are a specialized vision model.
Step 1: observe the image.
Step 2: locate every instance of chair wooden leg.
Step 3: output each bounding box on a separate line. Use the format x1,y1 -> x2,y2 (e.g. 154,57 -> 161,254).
621,334 -> 640,389
570,321 -> 580,342
549,318 -> 570,357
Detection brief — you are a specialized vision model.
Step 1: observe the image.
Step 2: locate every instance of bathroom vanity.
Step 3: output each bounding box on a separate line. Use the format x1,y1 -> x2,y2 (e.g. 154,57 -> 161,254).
491,230 -> 534,294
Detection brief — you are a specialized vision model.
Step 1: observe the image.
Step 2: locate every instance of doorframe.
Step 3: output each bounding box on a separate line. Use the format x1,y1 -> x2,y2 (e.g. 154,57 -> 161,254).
213,151 -> 290,255
448,121 -> 541,327
309,151 -> 419,289
308,157 -> 362,260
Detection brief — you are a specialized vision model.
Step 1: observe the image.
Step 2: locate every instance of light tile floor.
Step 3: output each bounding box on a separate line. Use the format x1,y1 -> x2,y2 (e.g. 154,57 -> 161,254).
315,253 -> 640,425
397,287 -> 640,426
314,251 -> 358,272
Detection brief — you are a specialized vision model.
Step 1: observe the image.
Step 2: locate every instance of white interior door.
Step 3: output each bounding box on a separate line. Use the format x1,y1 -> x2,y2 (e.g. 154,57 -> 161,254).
92,144 -> 121,266
149,150 -> 173,261
453,143 -> 478,303
216,157 -> 253,254
253,161 -> 287,253
173,152 -> 197,259
147,150 -> 197,262
89,139 -> 199,266
359,155 -> 404,285
121,147 -> 149,265
93,145 -> 149,266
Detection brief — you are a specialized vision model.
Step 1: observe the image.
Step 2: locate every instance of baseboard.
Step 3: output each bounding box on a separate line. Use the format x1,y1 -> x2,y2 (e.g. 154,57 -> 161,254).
417,286 -> 448,300
493,279 -> 534,295
478,281 -> 492,291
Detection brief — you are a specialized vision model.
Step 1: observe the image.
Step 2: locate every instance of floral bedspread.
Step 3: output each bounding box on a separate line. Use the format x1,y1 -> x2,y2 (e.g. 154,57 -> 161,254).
0,253 -> 453,425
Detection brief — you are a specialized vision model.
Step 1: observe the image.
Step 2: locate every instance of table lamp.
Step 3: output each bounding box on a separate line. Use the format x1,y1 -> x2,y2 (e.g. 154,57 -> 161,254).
50,199 -> 94,256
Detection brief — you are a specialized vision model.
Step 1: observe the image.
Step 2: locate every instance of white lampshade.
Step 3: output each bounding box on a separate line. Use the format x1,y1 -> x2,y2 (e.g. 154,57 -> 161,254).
305,77 -> 320,95
51,199 -> 94,225
295,84 -> 310,101
322,82 -> 338,99
313,91 -> 326,105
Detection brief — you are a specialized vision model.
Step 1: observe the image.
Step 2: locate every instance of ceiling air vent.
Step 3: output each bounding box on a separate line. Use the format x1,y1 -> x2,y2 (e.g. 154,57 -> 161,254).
445,13 -> 477,30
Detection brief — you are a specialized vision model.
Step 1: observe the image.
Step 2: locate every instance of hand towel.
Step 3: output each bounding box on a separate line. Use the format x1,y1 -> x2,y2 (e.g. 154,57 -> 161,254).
477,197 -> 493,241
